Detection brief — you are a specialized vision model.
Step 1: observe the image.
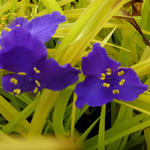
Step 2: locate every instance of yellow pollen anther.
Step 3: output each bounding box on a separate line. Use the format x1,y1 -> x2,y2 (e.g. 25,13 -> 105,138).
100,73 -> 105,80
13,89 -> 21,95
18,72 -> 26,75
34,67 -> 40,74
103,83 -> 110,88
35,80 -> 40,87
10,78 -> 18,85
118,70 -> 125,76
112,89 -> 120,94
119,79 -> 125,86
106,68 -> 111,75
0,46 -> 1,50
16,24 -> 21,27
4,27 -> 11,32
33,87 -> 38,94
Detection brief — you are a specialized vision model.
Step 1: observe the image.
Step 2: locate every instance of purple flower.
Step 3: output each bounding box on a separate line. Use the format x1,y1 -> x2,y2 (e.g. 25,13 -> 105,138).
75,43 -> 148,108
1,11 -> 66,43
0,28 -> 80,95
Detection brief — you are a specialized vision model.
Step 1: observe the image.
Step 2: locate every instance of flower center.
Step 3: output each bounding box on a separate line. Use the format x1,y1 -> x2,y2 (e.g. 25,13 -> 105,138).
100,68 -> 126,95
10,67 -> 41,95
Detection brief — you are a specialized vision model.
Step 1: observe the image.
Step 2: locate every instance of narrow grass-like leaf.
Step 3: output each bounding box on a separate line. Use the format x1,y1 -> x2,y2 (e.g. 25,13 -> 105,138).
98,104 -> 106,150
56,0 -> 128,66
71,93 -> 77,141
41,0 -> 64,14
114,92 -> 150,115
53,89 -> 72,137
79,116 -> 100,142
2,99 -> 38,134
0,95 -> 30,136
28,90 -> 59,136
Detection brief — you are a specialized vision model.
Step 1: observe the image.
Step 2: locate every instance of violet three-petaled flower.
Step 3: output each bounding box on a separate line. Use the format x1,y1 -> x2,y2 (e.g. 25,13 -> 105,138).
1,11 -> 66,43
75,43 -> 148,108
0,20 -> 80,95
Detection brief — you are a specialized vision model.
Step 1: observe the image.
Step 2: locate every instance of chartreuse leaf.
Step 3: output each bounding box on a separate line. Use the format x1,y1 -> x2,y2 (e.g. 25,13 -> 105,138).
105,113 -> 149,145
59,0 -> 75,7
101,27 -> 117,47
140,46 -> 150,62
28,90 -> 59,136
85,113 -> 150,149
144,127 -> 150,150
1,99 -> 38,134
0,1 -> 11,15
41,0 -> 64,14
17,0 -> 27,17
107,105 -> 132,150
114,92 -> 150,116
8,0 -> 17,21
124,135 -> 145,150
0,95 -> 30,136
56,0 -> 128,66
71,93 -> 76,140
98,104 -> 106,150
131,59 -> 150,76
53,89 -> 73,137
139,0 -> 150,30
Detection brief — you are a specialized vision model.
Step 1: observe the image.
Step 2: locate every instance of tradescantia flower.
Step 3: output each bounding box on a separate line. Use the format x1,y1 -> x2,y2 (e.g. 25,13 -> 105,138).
75,43 -> 148,108
1,11 -> 66,43
0,27 -> 80,95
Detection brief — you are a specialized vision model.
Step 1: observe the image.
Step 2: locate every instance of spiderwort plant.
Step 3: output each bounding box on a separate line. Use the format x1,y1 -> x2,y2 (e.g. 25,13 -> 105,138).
75,43 -> 148,108
0,15 -> 80,95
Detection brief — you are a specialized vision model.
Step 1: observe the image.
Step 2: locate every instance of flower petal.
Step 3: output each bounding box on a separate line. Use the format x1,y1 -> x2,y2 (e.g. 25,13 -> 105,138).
0,28 -> 47,73
82,43 -> 120,77
75,77 -> 114,108
113,68 -> 148,101
9,17 -> 29,28
1,17 -> 29,39
2,74 -> 35,94
35,59 -> 80,90
27,11 -> 66,42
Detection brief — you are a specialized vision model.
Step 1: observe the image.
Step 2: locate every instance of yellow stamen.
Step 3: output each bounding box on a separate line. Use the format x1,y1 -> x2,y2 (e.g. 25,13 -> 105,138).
106,68 -> 111,75
16,24 -> 21,27
4,27 -> 11,32
112,89 -> 120,94
18,72 -> 26,75
119,79 -> 125,86
118,70 -> 125,76
10,78 -> 18,85
103,83 -> 110,88
33,87 -> 38,94
34,67 -> 40,74
0,46 -> 1,50
35,80 -> 40,87
100,73 -> 105,80
13,89 -> 21,95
